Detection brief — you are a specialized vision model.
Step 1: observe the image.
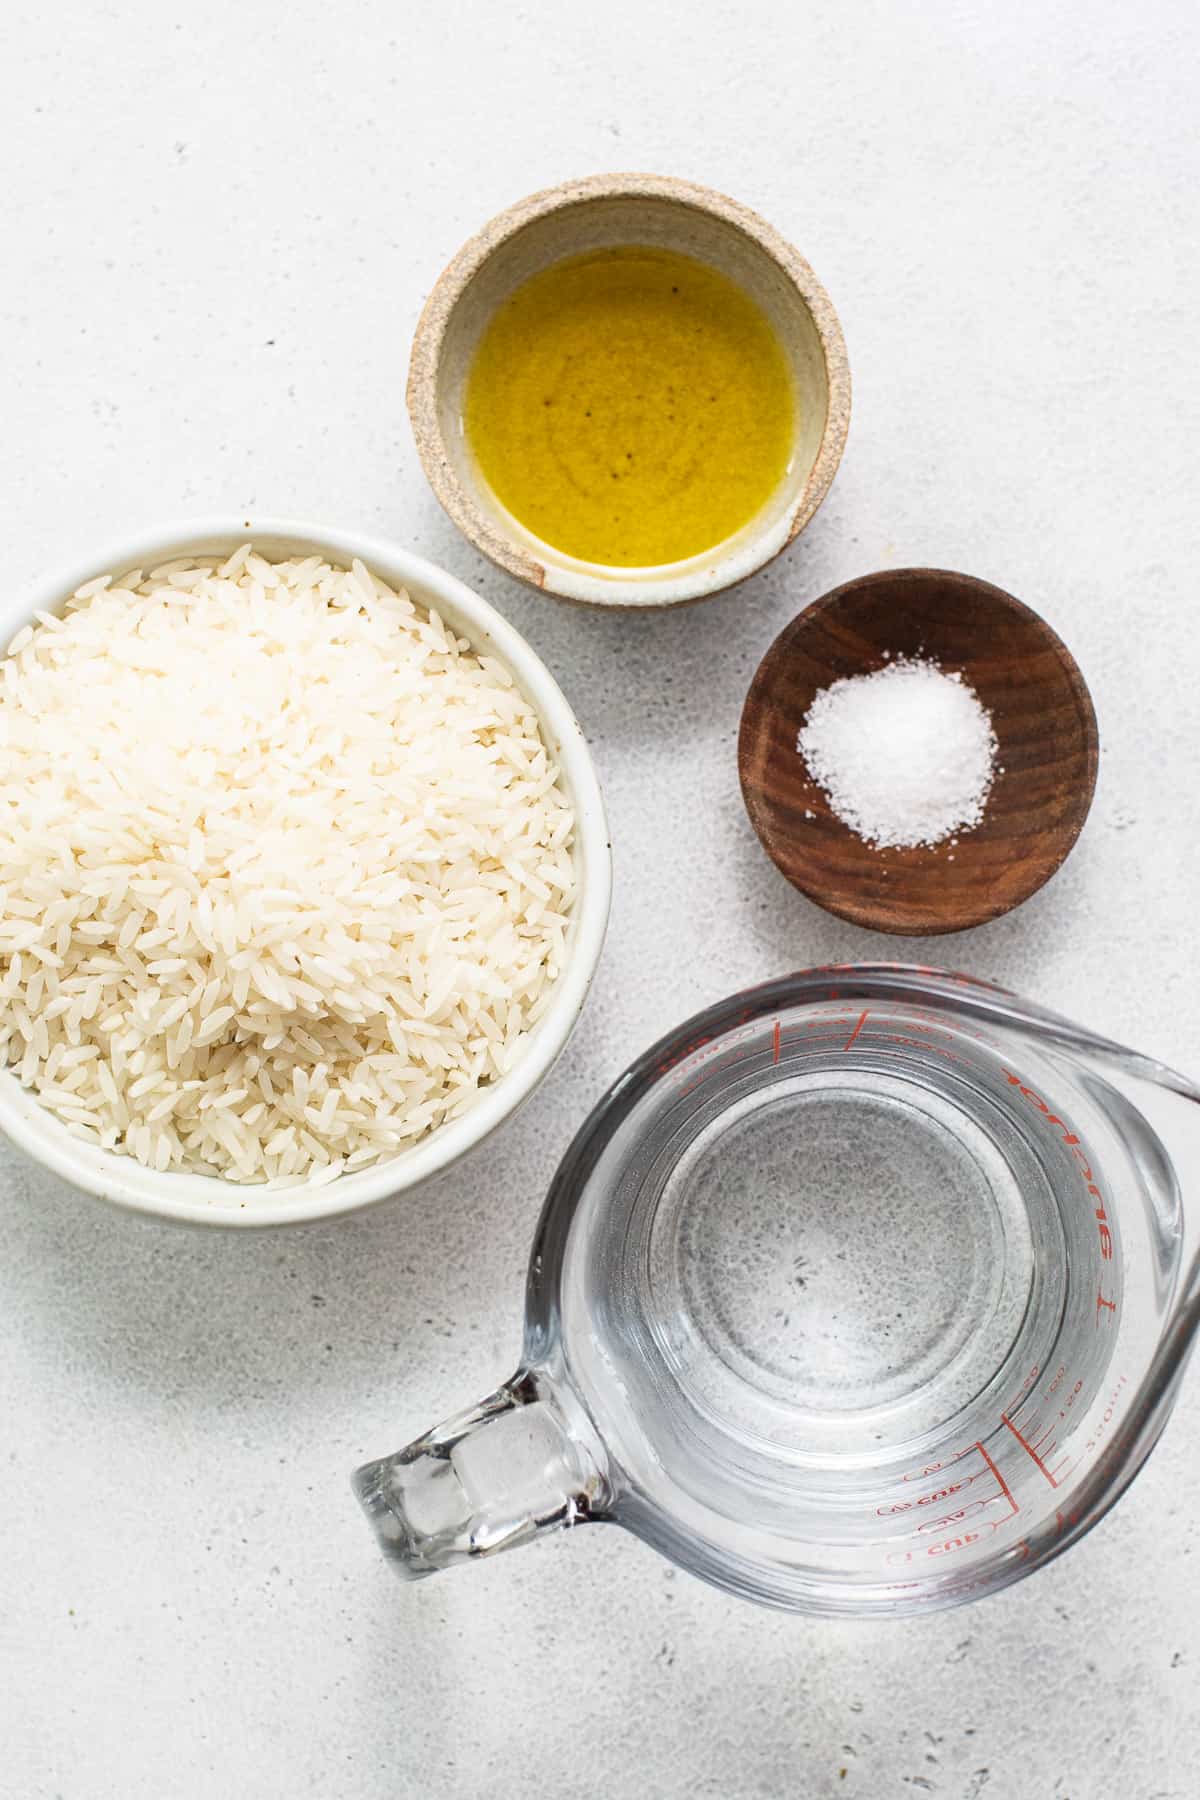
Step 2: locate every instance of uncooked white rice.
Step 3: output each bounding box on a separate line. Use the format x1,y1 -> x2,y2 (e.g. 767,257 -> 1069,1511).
0,549 -> 575,1186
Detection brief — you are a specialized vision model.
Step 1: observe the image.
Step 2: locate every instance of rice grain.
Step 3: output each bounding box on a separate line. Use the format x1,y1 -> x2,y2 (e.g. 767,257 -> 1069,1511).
0,551 -> 575,1186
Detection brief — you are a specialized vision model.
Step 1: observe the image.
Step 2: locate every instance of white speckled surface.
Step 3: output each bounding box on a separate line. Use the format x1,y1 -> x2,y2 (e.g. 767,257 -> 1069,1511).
2,3 -> 1198,1795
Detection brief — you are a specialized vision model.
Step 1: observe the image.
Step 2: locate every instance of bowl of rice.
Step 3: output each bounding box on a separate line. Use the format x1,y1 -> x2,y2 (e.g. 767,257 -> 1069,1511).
0,519 -> 610,1226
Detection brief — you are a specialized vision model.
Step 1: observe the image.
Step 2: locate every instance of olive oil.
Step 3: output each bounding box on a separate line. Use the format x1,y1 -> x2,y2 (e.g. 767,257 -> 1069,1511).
464,247 -> 795,568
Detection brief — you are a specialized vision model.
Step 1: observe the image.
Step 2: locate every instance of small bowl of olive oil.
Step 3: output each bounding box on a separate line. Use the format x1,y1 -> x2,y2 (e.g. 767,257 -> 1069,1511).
408,174 -> 851,609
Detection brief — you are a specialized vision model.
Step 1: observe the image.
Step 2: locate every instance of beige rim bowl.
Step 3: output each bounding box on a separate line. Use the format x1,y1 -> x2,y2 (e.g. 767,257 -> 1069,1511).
408,173 -> 852,609
0,518 -> 611,1228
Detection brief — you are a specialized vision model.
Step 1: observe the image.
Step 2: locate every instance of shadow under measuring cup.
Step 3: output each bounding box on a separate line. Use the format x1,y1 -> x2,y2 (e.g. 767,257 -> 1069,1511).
354,966 -> 1200,1615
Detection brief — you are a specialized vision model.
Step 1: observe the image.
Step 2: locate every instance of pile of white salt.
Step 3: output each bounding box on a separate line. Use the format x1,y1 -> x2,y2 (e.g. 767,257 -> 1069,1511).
796,657 -> 998,850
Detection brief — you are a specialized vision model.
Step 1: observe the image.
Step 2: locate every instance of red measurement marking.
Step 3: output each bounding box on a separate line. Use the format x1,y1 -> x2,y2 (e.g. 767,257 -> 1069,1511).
898,1447 -> 976,1482
772,1020 -> 781,1064
1001,1413 -> 1060,1488
844,1009 -> 869,1052
917,1502 -> 986,1532
975,1439 -> 1020,1520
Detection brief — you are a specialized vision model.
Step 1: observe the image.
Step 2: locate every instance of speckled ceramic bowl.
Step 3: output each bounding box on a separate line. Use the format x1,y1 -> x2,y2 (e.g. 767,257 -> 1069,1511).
408,173 -> 851,609
0,518 -> 611,1228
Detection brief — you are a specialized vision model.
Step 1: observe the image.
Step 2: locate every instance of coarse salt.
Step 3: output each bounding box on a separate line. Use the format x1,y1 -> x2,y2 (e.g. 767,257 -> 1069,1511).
796,657 -> 997,849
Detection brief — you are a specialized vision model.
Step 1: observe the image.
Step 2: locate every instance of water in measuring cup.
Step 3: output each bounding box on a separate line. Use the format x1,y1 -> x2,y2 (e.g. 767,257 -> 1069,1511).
355,970 -> 1196,1612
656,1070 -> 1044,1448
558,997 -> 1125,1542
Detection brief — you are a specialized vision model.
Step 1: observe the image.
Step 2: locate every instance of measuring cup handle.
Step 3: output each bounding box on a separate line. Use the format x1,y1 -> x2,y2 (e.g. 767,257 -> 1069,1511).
353,1369 -> 611,1581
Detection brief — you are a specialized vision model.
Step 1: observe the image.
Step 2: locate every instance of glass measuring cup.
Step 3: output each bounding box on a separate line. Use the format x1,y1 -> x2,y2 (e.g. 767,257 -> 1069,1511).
354,966 -> 1200,1614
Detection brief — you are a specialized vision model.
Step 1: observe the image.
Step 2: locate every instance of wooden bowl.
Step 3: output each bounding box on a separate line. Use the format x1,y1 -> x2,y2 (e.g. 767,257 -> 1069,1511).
407,173 -> 851,609
738,569 -> 1099,935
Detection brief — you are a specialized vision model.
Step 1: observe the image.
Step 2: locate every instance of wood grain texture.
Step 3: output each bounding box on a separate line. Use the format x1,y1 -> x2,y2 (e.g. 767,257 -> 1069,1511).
738,568 -> 1099,936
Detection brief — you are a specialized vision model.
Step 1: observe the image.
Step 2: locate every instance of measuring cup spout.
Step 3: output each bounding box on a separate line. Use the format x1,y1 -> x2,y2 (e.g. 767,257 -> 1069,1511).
353,1369 -> 610,1580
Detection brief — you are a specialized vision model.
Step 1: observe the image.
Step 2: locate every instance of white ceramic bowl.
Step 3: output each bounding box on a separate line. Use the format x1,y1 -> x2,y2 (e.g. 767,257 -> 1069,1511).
0,518 -> 611,1227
